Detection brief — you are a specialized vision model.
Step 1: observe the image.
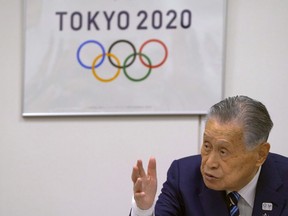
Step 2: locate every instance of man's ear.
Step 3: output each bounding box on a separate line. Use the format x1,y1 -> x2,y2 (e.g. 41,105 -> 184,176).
256,142 -> 270,166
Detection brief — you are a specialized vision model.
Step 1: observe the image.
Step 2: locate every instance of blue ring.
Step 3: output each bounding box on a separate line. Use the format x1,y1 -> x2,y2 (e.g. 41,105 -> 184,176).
77,40 -> 106,69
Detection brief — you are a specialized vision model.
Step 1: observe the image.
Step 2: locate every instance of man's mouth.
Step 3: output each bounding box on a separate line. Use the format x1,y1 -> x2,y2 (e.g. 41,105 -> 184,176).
204,172 -> 219,181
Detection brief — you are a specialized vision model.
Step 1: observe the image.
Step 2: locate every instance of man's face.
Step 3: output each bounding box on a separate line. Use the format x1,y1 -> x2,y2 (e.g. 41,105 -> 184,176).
200,118 -> 264,192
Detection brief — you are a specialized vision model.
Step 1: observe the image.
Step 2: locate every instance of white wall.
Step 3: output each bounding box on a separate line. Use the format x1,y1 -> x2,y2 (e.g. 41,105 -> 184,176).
1,1 -> 288,215
224,0 -> 288,154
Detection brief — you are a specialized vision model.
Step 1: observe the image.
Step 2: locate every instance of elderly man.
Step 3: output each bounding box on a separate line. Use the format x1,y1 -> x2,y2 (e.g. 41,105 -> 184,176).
130,96 -> 288,216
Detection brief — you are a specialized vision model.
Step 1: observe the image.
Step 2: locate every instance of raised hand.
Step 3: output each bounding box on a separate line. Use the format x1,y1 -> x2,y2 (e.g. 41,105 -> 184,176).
131,157 -> 157,210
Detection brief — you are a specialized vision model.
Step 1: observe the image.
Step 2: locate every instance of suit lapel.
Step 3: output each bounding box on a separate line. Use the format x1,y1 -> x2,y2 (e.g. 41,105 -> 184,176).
199,186 -> 229,216
253,189 -> 286,216
252,154 -> 286,216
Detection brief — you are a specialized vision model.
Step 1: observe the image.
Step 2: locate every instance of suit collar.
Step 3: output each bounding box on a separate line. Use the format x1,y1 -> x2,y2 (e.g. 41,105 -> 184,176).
252,153 -> 286,215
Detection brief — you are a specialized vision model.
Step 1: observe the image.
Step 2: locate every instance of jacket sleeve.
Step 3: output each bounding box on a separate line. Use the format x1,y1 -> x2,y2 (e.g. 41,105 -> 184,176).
155,160 -> 185,216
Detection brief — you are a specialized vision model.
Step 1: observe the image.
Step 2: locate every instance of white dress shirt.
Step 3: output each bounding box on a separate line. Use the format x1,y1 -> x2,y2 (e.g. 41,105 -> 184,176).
131,167 -> 261,216
131,198 -> 155,216
234,167 -> 261,216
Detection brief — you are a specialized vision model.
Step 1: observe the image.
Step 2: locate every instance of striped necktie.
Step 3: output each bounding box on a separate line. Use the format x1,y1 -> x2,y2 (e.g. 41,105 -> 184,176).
227,191 -> 240,216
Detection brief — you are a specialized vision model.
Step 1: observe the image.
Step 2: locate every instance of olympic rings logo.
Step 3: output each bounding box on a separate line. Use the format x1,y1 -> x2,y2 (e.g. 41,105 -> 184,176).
76,39 -> 168,82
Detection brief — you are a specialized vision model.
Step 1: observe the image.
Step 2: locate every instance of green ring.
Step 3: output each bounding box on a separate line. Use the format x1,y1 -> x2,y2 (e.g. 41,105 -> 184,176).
123,53 -> 152,82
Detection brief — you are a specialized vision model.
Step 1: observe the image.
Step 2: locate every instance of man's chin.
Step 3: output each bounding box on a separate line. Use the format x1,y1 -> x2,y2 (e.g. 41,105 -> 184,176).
203,179 -> 224,191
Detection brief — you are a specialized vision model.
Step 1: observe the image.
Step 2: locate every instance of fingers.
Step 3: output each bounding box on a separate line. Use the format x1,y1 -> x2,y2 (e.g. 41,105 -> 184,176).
147,157 -> 157,179
131,157 -> 157,185
131,158 -> 158,210
133,177 -> 143,193
133,176 -> 156,210
137,159 -> 146,177
131,166 -> 140,183
131,159 -> 147,183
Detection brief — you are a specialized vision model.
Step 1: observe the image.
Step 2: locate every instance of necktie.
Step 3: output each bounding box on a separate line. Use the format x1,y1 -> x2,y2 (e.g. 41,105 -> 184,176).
227,191 -> 240,216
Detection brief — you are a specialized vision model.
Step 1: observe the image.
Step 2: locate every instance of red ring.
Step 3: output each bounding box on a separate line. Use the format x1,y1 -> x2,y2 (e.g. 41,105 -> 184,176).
139,39 -> 168,69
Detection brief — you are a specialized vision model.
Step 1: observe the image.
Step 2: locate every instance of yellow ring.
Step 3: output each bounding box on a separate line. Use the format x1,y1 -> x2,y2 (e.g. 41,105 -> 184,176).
92,53 -> 121,82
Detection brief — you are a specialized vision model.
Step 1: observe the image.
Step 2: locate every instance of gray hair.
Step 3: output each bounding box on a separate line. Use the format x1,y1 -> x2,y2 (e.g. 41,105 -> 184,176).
206,95 -> 273,149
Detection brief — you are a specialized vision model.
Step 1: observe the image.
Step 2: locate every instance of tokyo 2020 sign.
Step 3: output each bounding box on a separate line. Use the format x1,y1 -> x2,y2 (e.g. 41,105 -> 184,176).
23,0 -> 226,116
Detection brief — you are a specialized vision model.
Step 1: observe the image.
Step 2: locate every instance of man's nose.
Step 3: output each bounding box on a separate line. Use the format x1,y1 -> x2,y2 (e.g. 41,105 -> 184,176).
205,151 -> 220,169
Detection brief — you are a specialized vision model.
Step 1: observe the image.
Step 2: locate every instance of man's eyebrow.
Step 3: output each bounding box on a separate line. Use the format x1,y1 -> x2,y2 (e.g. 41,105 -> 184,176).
216,140 -> 231,146
203,132 -> 212,137
203,134 -> 209,139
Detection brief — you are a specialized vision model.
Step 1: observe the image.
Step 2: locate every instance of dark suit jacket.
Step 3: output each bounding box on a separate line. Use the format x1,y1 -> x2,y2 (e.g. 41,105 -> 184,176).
154,153 -> 288,216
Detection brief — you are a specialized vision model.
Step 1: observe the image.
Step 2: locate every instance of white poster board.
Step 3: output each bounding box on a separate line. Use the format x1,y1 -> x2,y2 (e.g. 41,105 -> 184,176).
23,0 -> 226,116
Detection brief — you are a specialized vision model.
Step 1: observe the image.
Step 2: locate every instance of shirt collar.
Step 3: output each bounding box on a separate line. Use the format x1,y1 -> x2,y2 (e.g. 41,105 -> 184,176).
238,166 -> 261,207
226,166 -> 261,207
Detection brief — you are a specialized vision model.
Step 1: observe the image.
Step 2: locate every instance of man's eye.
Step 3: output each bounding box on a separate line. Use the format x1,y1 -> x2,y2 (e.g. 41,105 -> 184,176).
220,149 -> 228,156
203,142 -> 211,150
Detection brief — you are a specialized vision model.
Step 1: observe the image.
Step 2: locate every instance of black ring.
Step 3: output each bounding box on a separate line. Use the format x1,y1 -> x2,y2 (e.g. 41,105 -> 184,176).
108,40 -> 137,69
